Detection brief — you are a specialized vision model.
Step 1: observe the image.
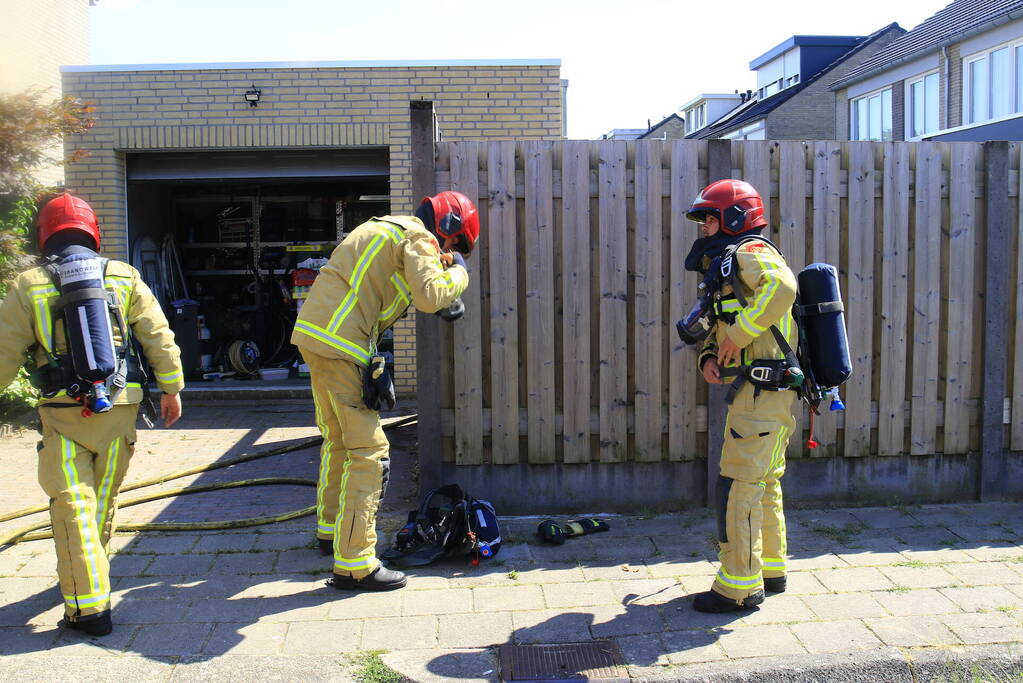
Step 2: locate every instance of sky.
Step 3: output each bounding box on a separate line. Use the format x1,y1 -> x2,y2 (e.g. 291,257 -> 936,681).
89,0 -> 948,139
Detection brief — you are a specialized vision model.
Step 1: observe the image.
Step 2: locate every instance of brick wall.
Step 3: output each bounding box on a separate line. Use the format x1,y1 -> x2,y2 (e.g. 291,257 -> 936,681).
641,116 -> 686,140
766,26 -> 903,140
891,80 -> 905,141
61,62 -> 563,395
947,45 -> 962,128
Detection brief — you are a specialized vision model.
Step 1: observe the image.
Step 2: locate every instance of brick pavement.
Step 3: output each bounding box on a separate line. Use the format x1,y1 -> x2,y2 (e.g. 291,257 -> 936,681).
1,401 -> 1022,681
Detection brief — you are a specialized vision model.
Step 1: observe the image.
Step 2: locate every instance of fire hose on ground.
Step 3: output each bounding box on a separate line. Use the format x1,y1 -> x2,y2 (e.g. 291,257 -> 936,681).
0,414 -> 417,548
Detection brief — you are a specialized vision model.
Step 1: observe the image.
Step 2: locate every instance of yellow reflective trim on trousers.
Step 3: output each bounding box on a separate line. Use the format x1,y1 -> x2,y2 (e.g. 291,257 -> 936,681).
293,321 -> 372,365
62,590 -> 110,609
768,425 -> 789,472
328,393 -> 354,556
313,391 -> 336,535
762,557 -> 786,569
60,436 -> 103,595
327,234 -> 388,332
716,568 -> 764,589
334,556 -> 375,570
95,438 -> 121,540
736,253 -> 780,335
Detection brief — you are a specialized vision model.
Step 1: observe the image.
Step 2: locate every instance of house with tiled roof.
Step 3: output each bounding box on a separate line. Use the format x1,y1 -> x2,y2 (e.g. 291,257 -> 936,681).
687,25 -> 905,140
831,0 -> 1023,141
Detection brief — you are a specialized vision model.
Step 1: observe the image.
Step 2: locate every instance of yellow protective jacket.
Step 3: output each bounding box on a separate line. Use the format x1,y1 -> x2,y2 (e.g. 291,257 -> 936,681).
291,216 -> 469,366
699,236 -> 798,374
0,259 -> 185,404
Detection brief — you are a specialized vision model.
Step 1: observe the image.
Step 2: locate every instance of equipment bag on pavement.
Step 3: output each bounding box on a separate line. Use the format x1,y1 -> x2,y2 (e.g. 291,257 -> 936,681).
381,484 -> 501,567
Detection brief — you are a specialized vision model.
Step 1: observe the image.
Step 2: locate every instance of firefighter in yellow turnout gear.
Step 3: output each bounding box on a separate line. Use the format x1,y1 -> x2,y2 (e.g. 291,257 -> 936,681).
682,180 -> 798,613
0,194 -> 183,636
291,191 -> 476,591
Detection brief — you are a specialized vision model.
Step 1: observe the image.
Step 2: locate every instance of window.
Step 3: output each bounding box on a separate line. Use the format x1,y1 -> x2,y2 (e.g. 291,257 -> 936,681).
907,72 -> 939,138
850,88 -> 892,141
963,40 -> 1023,124
685,102 -> 707,133
992,47 -> 1009,118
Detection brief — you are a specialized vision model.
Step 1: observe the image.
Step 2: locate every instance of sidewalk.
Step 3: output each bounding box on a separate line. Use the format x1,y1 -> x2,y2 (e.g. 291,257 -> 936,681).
1,401 -> 1021,682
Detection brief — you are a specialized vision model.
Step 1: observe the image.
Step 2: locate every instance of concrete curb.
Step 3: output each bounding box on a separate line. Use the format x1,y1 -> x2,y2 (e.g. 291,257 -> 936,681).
381,644 -> 1023,683
631,643 -> 1023,683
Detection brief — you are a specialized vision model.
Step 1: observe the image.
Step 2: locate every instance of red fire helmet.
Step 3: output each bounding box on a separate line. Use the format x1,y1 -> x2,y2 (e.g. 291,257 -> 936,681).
419,190 -> 479,254
685,179 -> 767,235
37,193 -> 100,251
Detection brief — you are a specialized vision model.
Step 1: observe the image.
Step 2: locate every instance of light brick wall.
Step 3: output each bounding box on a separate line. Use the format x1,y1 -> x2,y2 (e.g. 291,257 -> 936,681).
890,80 -> 905,141
947,45 -> 963,128
61,63 -> 563,395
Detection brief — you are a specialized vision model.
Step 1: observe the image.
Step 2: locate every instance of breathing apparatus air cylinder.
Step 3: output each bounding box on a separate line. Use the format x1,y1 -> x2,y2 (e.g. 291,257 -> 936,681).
796,264 -> 852,390
47,253 -> 124,413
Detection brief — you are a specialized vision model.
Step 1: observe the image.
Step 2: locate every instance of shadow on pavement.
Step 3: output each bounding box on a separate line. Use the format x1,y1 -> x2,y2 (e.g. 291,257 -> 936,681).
0,398 -> 418,662
1,402 -> 1021,670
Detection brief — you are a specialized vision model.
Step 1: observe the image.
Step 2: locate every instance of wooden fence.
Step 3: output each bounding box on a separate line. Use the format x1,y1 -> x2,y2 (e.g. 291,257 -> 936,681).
414,136 -> 1021,503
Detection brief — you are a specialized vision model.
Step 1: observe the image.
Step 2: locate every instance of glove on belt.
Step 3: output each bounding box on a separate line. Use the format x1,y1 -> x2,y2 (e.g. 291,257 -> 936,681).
362,355 -> 396,411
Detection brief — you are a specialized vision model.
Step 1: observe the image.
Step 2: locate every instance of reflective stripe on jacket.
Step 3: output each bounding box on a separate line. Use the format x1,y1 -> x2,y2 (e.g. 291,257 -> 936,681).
291,216 -> 469,366
699,237 -> 798,374
0,259 -> 185,402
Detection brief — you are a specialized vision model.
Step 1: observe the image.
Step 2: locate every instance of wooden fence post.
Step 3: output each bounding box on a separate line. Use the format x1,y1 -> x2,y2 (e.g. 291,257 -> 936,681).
706,139 -> 731,507
980,140 -> 1009,500
411,101 -> 441,493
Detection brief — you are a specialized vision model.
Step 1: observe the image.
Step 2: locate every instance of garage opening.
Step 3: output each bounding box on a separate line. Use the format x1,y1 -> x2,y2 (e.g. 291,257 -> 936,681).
126,148 -> 390,387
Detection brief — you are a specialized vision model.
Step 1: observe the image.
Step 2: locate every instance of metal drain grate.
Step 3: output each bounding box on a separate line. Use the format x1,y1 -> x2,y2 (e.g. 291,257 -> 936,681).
499,640 -> 628,682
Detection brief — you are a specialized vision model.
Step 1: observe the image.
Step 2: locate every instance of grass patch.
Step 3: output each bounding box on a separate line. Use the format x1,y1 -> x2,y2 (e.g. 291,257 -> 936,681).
886,584 -> 911,593
810,522 -> 867,545
350,651 -> 407,683
507,570 -> 519,581
893,559 -> 928,569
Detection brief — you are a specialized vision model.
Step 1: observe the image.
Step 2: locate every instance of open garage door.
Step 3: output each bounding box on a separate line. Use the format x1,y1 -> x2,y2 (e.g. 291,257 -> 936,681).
126,148 -> 392,387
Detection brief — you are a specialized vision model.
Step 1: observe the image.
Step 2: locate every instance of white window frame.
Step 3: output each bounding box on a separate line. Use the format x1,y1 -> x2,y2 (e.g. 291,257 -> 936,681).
849,86 -> 893,141
686,102 -> 708,133
962,36 -> 1023,125
905,69 -> 940,140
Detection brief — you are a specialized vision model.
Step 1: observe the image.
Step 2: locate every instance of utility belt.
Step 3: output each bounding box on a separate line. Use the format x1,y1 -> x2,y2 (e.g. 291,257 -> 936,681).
719,357 -> 804,404
28,346 -> 157,426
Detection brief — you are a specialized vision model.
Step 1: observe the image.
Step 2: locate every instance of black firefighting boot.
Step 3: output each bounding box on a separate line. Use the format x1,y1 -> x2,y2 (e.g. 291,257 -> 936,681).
318,538 -> 333,556
330,566 -> 407,592
62,609 -> 113,636
764,576 -> 787,593
693,589 -> 764,613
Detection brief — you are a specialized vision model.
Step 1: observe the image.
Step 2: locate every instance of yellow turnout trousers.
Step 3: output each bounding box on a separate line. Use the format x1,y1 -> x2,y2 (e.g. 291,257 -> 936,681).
712,384 -> 795,604
305,350 -> 390,579
37,404 -> 137,618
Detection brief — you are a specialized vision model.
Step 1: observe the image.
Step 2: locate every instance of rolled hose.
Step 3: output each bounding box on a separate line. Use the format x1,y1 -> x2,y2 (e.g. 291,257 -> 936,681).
0,414 -> 417,547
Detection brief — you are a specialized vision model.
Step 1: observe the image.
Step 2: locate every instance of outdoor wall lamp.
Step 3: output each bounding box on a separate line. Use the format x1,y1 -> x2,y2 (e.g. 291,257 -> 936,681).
244,84 -> 262,107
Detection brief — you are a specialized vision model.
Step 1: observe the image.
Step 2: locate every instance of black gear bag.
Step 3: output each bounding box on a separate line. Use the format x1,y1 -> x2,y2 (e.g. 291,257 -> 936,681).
381,484 -> 501,567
